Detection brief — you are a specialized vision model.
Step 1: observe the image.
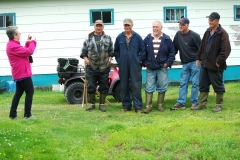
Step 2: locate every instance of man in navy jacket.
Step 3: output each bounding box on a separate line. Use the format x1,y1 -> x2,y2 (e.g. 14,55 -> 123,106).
143,21 -> 175,113
114,18 -> 146,113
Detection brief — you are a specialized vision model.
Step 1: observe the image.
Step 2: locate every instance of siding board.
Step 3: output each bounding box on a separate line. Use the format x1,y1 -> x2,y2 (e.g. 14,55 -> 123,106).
0,0 -> 239,81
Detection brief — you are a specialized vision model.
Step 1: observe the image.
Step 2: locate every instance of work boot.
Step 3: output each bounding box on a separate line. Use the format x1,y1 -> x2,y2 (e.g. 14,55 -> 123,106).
99,94 -> 106,112
143,92 -> 153,113
212,93 -> 223,112
85,93 -> 95,111
157,92 -> 165,112
170,103 -> 185,110
191,92 -> 208,110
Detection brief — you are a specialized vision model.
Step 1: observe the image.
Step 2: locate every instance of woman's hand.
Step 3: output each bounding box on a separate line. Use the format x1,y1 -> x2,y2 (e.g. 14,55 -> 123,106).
27,34 -> 32,42
27,34 -> 36,42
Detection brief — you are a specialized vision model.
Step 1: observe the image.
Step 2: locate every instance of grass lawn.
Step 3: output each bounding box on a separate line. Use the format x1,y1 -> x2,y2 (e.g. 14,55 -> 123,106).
0,82 -> 240,160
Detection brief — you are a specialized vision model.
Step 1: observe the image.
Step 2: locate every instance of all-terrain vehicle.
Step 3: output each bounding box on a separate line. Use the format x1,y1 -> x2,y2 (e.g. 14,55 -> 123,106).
57,58 -> 122,104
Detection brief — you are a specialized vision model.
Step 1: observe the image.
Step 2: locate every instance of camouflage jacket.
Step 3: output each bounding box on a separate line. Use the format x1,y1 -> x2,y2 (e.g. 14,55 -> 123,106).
80,31 -> 114,72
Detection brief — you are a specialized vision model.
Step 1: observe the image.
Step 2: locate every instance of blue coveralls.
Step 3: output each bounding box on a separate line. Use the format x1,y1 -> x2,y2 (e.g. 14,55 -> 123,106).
114,31 -> 146,110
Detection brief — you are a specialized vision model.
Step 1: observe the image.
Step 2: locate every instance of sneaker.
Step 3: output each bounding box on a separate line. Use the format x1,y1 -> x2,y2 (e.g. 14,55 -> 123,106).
24,115 -> 37,119
122,108 -> 132,112
170,103 -> 185,110
9,116 -> 21,120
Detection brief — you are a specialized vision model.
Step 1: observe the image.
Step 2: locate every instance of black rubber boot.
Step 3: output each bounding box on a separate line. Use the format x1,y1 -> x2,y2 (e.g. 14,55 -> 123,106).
85,93 -> 95,111
99,94 -> 106,112
191,92 -> 208,110
212,93 -> 223,112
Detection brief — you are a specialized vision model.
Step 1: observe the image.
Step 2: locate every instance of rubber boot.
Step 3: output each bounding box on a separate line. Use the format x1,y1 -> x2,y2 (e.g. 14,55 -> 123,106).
191,92 -> 208,110
99,94 -> 106,112
85,93 -> 95,111
157,92 -> 165,112
143,92 -> 153,114
212,93 -> 223,112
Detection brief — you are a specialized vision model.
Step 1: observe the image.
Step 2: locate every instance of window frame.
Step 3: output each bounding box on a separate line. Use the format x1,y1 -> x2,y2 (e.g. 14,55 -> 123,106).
89,9 -> 114,26
234,5 -> 240,21
0,12 -> 16,30
163,6 -> 187,23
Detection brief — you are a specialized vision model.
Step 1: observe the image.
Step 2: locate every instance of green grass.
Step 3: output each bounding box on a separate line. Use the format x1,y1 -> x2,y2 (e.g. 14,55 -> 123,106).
0,82 -> 240,160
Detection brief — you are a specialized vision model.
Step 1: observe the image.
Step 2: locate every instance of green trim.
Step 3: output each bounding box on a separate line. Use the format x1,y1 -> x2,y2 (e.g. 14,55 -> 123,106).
89,8 -> 114,26
234,5 -> 240,21
0,12 -> 16,30
163,6 -> 187,23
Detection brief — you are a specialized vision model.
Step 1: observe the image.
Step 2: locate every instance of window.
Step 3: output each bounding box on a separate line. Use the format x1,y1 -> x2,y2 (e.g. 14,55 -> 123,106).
163,6 -> 187,23
89,9 -> 114,26
0,13 -> 16,30
234,5 -> 240,21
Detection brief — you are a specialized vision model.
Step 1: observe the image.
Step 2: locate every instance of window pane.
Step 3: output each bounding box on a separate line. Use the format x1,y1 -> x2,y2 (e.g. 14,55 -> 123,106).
170,9 -> 175,21
92,12 -> 101,23
6,15 -> 13,26
176,9 -> 180,20
164,7 -> 186,23
176,9 -> 184,20
0,16 -> 3,27
102,11 -> 111,23
166,9 -> 170,20
236,8 -> 240,19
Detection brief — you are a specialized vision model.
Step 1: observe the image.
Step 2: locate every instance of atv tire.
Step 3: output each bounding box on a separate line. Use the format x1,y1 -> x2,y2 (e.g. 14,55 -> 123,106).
114,84 -> 122,102
64,82 -> 85,104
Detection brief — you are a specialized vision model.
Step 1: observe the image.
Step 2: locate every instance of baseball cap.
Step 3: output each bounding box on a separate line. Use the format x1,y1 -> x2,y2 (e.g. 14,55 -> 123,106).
206,12 -> 220,20
178,18 -> 190,25
123,18 -> 133,25
95,20 -> 103,25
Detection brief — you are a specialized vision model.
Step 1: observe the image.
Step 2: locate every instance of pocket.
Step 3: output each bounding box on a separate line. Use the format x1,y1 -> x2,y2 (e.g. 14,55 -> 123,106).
119,41 -> 125,52
88,42 -> 94,51
104,42 -> 110,52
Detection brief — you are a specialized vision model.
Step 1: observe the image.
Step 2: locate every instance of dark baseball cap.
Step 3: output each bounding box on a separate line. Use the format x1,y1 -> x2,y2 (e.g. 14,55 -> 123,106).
206,12 -> 220,20
178,18 -> 190,25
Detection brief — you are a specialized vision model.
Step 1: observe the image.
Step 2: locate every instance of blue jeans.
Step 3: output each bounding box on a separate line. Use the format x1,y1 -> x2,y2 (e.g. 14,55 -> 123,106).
177,61 -> 200,105
145,67 -> 168,93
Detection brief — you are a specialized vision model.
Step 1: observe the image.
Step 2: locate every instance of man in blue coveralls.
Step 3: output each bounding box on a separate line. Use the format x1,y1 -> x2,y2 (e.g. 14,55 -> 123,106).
114,18 -> 146,113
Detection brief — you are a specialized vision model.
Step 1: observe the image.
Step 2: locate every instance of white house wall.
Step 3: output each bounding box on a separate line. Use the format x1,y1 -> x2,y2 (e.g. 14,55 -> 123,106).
0,0 -> 239,76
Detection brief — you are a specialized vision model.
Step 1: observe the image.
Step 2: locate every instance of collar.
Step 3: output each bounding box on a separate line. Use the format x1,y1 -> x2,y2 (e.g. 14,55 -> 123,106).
151,33 -> 163,40
88,31 -> 105,39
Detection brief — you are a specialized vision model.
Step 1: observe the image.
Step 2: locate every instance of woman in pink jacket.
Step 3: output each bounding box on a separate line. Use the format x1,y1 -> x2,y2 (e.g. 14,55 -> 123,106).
6,26 -> 37,119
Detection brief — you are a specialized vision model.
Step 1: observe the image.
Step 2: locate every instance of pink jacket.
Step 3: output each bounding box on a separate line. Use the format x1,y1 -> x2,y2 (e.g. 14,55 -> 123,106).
6,40 -> 37,80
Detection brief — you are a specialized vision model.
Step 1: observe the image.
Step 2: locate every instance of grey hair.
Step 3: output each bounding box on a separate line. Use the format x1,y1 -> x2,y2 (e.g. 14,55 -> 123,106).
6,26 -> 18,40
152,21 -> 163,27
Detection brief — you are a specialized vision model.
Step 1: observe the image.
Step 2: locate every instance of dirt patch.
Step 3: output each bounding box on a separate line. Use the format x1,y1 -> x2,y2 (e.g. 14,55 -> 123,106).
131,148 -> 151,153
115,145 -> 122,151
